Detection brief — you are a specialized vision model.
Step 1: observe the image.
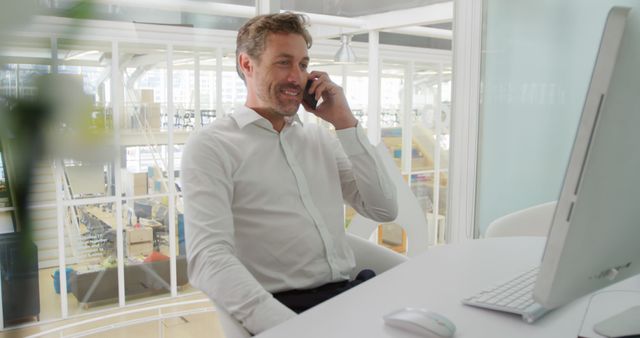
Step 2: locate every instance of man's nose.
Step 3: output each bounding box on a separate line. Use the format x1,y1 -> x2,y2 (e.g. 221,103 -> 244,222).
287,66 -> 304,83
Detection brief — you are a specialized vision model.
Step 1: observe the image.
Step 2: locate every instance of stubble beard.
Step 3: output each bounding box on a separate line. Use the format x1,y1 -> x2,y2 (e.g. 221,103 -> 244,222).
257,82 -> 301,117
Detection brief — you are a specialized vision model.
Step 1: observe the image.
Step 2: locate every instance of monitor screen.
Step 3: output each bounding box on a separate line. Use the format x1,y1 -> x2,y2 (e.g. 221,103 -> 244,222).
134,200 -> 153,220
533,6 -> 640,310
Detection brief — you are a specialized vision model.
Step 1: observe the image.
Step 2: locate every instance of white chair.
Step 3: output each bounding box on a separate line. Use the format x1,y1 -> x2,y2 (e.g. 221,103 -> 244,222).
484,201 -> 557,238
348,143 -> 430,256
345,232 -> 408,278
216,306 -> 252,338
216,232 -> 408,338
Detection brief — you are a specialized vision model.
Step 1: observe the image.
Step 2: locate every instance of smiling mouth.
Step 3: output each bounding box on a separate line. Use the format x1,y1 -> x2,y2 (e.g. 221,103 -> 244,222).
279,86 -> 301,98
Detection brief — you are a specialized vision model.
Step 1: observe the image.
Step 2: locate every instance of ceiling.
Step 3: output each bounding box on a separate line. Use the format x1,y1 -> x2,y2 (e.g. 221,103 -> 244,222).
209,0 -> 449,17
36,0 -> 452,50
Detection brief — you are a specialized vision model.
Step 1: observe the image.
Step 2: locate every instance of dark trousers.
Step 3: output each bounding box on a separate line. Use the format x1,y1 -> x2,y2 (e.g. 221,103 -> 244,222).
273,269 -> 376,314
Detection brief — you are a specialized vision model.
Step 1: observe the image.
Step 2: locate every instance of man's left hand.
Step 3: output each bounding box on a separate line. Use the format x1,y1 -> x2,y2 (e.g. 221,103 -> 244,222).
302,71 -> 358,130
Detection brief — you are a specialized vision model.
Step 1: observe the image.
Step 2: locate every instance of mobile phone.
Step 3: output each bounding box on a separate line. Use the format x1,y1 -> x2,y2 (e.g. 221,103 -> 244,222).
303,79 -> 318,109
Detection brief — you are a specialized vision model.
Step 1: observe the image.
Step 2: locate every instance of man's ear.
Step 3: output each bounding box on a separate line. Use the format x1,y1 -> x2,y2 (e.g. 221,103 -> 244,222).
238,53 -> 253,79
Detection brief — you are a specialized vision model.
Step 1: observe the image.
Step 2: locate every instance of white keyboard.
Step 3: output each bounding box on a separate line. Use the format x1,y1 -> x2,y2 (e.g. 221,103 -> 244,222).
462,267 -> 550,323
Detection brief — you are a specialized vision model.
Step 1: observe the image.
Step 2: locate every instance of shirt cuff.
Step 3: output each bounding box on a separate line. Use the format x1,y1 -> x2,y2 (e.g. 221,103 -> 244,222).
242,296 -> 297,335
335,124 -> 371,156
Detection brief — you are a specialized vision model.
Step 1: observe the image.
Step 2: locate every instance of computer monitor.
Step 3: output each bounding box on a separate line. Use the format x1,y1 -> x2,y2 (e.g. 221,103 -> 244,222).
532,6 -> 640,322
134,200 -> 153,220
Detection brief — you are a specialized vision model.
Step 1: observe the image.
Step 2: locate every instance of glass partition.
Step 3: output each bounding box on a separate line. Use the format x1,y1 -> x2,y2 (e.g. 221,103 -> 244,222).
57,39 -> 111,99
123,195 -> 182,304
222,70 -> 247,116
338,60 -> 451,247
381,63 -> 403,129
198,51 -> 218,126
476,0 -> 638,236
66,201 -> 120,316
63,161 -> 109,199
347,72 -> 369,127
411,62 -> 450,244
0,5 -> 455,330
0,37 -> 61,327
0,36 -> 52,99
120,43 -> 167,133
122,145 -> 169,198
173,48 -> 196,131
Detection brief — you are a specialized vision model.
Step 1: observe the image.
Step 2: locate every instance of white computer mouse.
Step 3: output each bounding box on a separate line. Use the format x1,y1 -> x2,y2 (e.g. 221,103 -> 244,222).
383,307 -> 456,337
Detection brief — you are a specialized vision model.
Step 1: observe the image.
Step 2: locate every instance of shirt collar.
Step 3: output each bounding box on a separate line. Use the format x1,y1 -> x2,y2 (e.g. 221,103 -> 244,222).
232,105 -> 304,130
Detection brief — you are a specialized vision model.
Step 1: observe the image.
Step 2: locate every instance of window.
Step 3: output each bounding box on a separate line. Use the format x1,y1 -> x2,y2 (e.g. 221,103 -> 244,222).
0,146 -> 8,200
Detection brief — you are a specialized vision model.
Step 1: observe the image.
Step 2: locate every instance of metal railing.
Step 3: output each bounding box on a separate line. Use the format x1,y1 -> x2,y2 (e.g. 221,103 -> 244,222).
26,299 -> 216,338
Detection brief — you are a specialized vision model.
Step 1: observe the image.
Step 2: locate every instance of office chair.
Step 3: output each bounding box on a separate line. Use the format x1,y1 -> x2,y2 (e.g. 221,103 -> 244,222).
348,143 -> 430,256
216,232 -> 408,338
484,201 -> 557,238
216,306 -> 252,338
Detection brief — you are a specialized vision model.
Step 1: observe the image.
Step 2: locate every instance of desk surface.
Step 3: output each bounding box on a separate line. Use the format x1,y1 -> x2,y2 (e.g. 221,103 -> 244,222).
256,237 -> 640,338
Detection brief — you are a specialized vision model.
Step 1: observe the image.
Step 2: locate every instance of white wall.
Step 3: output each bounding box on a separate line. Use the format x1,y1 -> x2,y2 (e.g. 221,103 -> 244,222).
476,0 -> 639,235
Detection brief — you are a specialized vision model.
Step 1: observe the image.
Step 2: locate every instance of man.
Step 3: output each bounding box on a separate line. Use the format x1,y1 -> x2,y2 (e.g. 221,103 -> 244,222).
182,12 -> 397,335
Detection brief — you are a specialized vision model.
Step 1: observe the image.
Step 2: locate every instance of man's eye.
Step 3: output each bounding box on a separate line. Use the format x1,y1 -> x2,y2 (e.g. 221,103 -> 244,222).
277,60 -> 289,65
300,64 -> 309,70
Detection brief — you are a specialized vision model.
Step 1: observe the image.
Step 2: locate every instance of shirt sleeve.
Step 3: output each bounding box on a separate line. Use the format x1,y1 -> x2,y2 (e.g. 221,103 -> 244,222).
334,124 -> 398,222
181,131 -> 296,335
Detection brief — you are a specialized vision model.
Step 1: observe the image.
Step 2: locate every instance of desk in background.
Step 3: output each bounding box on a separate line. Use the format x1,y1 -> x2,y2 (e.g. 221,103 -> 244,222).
81,205 -> 170,257
256,238 -> 640,338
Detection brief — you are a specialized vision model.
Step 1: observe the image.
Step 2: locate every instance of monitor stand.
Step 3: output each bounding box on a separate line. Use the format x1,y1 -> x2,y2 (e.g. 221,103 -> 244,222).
593,305 -> 640,337
578,282 -> 640,338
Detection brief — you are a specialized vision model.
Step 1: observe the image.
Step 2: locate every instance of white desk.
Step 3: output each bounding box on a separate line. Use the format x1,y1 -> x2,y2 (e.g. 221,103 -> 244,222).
256,237 -> 640,338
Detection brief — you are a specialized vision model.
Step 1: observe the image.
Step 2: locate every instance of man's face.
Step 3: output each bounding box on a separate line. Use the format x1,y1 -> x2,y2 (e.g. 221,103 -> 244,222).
246,33 -> 310,116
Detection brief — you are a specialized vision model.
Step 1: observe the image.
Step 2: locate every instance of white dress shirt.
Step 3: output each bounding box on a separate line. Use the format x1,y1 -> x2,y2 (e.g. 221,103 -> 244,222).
182,106 -> 397,334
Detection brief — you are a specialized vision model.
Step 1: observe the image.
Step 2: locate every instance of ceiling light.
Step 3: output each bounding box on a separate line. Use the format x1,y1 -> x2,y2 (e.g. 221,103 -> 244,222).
65,50 -> 99,61
334,34 -> 357,64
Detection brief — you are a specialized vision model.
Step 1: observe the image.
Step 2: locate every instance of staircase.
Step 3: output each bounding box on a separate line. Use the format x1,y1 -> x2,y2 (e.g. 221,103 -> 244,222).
28,161 -> 76,269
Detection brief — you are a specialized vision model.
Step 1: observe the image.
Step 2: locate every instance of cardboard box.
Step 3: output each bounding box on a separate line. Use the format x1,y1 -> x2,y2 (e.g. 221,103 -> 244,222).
139,89 -> 155,104
122,170 -> 148,196
127,241 -> 153,257
143,103 -> 161,129
126,227 -> 153,244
